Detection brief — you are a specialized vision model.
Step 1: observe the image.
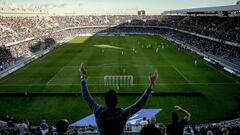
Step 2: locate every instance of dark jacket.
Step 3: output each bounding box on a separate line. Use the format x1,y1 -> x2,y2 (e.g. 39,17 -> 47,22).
81,80 -> 152,135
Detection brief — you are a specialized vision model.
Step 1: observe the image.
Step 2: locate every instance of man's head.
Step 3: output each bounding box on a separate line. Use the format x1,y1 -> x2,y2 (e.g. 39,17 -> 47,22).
143,117 -> 146,121
56,119 -> 69,134
149,116 -> 156,124
172,112 -> 179,123
105,90 -> 118,109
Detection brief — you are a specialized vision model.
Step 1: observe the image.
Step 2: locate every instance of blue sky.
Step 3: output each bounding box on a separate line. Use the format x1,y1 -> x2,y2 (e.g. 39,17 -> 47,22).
0,0 -> 238,15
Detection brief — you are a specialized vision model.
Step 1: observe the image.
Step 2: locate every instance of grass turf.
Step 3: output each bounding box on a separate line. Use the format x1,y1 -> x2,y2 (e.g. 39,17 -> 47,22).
0,35 -> 240,125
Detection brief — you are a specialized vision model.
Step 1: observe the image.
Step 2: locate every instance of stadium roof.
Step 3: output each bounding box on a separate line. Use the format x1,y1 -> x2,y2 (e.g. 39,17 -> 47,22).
163,4 -> 240,14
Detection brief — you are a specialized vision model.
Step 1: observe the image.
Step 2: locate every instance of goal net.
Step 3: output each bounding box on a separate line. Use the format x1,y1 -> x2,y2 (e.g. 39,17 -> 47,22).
104,75 -> 133,88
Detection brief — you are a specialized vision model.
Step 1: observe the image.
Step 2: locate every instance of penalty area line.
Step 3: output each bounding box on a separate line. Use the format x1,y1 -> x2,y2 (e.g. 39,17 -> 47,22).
172,65 -> 191,83
46,67 -> 66,85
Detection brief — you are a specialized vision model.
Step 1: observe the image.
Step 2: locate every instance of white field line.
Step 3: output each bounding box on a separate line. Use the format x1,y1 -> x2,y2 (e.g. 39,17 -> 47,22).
46,67 -> 66,85
80,76 -> 150,78
0,82 -> 238,86
172,65 -> 191,83
63,64 -> 173,68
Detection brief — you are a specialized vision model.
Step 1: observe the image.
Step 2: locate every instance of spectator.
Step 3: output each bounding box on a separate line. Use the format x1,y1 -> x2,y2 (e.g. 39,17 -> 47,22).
55,119 -> 69,135
32,127 -> 42,135
184,126 -> 194,135
140,117 -> 148,127
40,120 -> 49,135
80,64 -> 158,135
40,120 -> 48,130
140,117 -> 162,135
72,128 -> 79,135
6,120 -> 15,127
166,105 -> 191,135
16,119 -> 29,135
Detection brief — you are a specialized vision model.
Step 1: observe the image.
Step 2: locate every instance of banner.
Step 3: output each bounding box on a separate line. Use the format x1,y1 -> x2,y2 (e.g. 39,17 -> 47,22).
70,109 -> 161,127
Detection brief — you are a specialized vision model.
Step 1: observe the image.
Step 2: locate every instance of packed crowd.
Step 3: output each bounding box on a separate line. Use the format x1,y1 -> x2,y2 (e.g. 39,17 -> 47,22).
1,15 -> 239,45
1,26 -> 240,72
0,15 -> 162,46
167,16 -> 240,44
158,29 -> 240,67
1,15 -> 240,71
0,16 -> 56,45
0,47 -> 14,71
191,118 -> 240,135
0,107 -> 239,135
0,118 -> 71,135
0,38 -> 57,71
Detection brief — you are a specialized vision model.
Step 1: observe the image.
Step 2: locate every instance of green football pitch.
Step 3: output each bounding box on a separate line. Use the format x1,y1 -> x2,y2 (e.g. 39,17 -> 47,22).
0,35 -> 240,125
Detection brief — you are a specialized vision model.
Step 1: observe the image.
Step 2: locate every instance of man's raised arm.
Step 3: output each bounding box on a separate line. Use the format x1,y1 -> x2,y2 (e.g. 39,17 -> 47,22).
80,64 -> 100,113
123,71 -> 158,118
175,105 -> 191,122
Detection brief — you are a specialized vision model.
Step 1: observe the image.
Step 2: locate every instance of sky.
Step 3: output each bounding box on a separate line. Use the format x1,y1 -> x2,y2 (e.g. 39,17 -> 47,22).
0,0 -> 238,15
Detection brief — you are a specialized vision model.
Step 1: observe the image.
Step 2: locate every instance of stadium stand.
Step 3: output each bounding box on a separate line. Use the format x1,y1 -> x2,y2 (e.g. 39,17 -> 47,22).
0,2 -> 240,135
0,47 -> 14,71
1,14 -> 240,75
158,29 -> 240,67
0,116 -> 239,135
160,16 -> 240,44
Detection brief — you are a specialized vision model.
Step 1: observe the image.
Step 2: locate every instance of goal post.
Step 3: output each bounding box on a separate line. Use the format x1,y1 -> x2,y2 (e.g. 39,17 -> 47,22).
104,75 -> 133,88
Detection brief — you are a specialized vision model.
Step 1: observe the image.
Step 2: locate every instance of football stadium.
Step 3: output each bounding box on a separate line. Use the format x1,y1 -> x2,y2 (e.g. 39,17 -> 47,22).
0,0 -> 240,134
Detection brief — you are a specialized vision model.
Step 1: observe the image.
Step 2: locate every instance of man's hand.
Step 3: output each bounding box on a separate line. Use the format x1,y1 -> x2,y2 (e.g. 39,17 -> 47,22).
149,70 -> 158,87
174,105 -> 182,111
80,63 -> 87,79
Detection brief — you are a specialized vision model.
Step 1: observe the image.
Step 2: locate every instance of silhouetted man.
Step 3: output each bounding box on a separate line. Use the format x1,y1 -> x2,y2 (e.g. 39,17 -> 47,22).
140,117 -> 162,135
166,105 -> 191,135
80,64 -> 158,135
